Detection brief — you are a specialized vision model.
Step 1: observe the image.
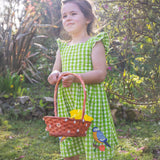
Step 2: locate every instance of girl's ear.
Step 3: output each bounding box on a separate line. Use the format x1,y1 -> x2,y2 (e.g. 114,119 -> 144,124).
86,19 -> 91,25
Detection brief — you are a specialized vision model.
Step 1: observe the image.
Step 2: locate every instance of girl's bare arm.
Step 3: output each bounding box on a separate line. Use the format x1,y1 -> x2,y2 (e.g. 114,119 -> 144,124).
48,49 -> 62,85
76,41 -> 107,84
52,49 -> 62,72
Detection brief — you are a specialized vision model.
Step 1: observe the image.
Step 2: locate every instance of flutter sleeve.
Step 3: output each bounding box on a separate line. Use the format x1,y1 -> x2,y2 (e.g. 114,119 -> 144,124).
56,38 -> 66,52
91,32 -> 110,55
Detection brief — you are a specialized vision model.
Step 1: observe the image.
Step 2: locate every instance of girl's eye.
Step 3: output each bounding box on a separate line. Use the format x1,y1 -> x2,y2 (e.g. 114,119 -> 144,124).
72,13 -> 77,16
62,15 -> 67,19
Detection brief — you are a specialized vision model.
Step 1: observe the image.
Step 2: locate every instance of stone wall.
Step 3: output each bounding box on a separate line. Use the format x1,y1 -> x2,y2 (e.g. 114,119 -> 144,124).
0,96 -> 143,122
0,96 -> 54,120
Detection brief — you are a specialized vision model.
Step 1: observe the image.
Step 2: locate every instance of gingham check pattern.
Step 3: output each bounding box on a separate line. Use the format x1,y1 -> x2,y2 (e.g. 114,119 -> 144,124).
56,32 -> 118,160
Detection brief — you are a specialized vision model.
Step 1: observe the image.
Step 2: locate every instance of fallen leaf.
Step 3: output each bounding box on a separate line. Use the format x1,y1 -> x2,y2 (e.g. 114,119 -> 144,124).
19,155 -> 25,159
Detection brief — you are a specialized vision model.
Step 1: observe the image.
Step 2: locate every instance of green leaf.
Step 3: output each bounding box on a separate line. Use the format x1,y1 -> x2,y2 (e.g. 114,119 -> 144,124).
3,94 -> 10,98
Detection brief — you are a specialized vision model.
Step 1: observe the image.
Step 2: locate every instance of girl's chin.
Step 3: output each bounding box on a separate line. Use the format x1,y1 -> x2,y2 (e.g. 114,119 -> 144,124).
64,27 -> 79,34
65,30 -> 77,35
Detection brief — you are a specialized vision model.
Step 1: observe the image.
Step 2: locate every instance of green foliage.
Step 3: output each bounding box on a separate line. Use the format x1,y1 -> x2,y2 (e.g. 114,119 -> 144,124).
96,0 -> 160,108
23,83 -> 53,98
0,117 -> 11,130
39,99 -> 47,107
0,0 -> 60,83
24,0 -> 61,83
0,70 -> 26,98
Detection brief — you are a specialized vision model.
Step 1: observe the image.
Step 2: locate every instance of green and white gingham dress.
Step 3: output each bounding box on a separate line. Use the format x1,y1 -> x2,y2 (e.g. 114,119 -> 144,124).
57,32 -> 118,160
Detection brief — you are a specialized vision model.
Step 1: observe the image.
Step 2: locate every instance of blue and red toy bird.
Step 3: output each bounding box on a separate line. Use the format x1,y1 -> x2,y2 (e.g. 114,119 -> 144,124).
92,127 -> 111,148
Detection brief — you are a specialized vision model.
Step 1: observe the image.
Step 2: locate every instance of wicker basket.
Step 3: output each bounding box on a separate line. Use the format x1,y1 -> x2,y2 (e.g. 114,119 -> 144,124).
43,72 -> 91,137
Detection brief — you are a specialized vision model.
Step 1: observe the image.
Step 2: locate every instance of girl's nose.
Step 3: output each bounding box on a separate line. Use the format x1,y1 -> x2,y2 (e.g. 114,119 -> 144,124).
66,15 -> 72,21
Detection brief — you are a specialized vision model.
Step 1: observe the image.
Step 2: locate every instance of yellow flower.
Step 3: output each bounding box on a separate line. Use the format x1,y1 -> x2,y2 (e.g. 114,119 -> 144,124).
10,85 -> 14,88
147,24 -> 152,30
20,74 -> 23,78
140,44 -> 143,49
10,93 -> 13,96
84,114 -> 93,122
20,74 -> 24,82
70,109 -> 93,122
70,109 -> 82,119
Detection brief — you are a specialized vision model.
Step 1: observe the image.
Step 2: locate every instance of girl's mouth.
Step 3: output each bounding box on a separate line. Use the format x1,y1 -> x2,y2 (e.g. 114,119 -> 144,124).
66,23 -> 74,26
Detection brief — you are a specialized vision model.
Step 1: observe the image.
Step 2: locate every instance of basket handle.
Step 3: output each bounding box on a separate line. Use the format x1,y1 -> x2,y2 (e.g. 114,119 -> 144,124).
54,72 -> 86,121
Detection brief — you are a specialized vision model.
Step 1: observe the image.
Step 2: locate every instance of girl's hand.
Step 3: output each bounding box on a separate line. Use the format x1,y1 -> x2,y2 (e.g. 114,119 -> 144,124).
62,74 -> 75,87
48,70 -> 60,85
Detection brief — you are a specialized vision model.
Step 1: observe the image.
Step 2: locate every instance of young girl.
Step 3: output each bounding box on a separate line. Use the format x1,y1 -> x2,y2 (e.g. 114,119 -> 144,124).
48,0 -> 118,159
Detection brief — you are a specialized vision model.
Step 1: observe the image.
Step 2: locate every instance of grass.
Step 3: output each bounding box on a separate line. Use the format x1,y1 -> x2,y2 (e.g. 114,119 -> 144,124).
0,116 -> 160,160
113,121 -> 160,160
0,117 -> 61,160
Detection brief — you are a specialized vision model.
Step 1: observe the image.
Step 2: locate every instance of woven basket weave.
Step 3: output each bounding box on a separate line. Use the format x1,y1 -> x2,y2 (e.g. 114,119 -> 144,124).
43,73 -> 91,137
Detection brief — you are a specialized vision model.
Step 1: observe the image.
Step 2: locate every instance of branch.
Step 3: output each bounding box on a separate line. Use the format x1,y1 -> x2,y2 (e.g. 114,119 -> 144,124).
106,89 -> 158,105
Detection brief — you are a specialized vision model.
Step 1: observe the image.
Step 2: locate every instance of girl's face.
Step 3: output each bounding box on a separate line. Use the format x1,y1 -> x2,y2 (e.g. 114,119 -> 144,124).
61,2 -> 90,35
